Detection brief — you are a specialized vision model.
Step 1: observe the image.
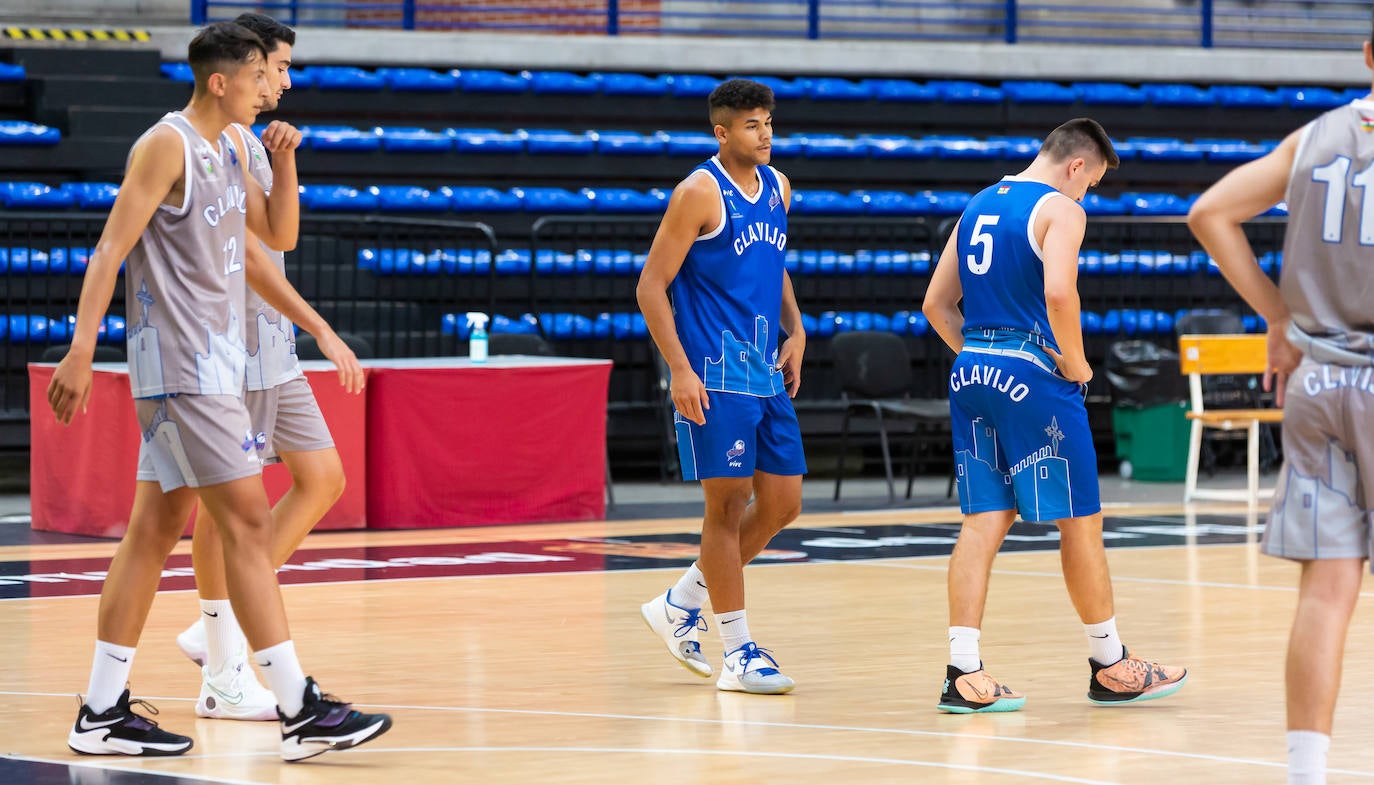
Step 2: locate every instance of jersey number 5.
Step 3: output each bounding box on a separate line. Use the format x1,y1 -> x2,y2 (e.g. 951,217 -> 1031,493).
1312,156 -> 1374,245
966,214 -> 998,275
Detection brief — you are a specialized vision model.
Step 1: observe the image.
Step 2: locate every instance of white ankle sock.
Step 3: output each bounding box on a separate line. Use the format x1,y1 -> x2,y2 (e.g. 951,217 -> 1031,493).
671,563 -> 709,610
86,641 -> 136,714
255,640 -> 307,717
1287,730 -> 1329,785
716,610 -> 750,655
948,626 -> 981,673
200,599 -> 245,674
1084,617 -> 1126,666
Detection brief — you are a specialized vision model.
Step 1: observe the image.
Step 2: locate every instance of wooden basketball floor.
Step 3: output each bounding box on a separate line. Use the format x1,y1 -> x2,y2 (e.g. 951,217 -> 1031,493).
2,500 -> 1372,784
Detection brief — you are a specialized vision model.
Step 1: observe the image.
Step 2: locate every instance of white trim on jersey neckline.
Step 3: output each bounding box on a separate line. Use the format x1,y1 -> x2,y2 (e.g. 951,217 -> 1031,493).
709,156 -> 764,205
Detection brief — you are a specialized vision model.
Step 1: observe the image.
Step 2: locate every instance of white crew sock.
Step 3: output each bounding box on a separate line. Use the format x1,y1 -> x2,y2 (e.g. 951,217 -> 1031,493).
670,562 -> 710,610
716,610 -> 751,655
200,599 -> 246,674
1085,617 -> 1126,666
1287,730 -> 1330,785
948,626 -> 982,673
255,640 -> 307,717
86,641 -> 136,714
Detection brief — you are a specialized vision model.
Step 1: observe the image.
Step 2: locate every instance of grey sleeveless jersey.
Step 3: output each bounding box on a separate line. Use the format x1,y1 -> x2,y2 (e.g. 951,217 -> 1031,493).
125,112 -> 248,398
233,124 -> 301,391
1281,99 -> 1374,364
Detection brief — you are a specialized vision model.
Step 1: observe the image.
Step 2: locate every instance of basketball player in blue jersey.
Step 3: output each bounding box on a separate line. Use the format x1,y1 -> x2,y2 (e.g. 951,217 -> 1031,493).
638,79 -> 806,694
1189,21 -> 1374,782
47,23 -> 390,760
922,118 -> 1188,713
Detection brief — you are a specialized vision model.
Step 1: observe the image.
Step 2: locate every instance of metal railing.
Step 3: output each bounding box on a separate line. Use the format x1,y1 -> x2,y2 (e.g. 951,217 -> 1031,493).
191,0 -> 1369,49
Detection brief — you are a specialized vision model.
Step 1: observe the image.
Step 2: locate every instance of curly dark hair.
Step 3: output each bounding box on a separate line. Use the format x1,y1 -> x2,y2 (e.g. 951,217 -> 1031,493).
233,12 -> 296,51
1039,117 -> 1120,170
708,78 -> 775,127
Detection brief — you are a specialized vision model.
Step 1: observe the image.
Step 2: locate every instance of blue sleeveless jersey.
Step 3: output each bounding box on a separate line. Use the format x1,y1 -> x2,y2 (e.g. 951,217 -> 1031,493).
671,157 -> 788,397
957,177 -> 1065,353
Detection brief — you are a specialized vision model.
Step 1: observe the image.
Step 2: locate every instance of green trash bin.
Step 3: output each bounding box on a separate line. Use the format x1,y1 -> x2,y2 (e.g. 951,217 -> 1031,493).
1112,401 -> 1190,481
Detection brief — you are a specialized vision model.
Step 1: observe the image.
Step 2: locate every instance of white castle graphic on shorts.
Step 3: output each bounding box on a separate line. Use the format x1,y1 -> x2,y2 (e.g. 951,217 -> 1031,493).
128,281 -> 165,393
1271,440 -> 1360,538
194,304 -> 246,395
142,402 -> 195,483
955,416 -> 1073,520
703,315 -> 783,397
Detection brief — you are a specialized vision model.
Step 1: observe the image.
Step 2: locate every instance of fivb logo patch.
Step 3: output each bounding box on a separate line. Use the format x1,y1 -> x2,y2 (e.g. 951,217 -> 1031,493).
726,439 -> 746,468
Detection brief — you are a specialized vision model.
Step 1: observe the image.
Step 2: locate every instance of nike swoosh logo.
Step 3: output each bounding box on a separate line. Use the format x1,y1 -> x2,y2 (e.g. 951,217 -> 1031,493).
695,581 -> 708,590
106,653 -> 128,662
203,611 -> 219,617
721,618 -> 740,625
261,660 -> 272,667
77,716 -> 125,732
209,684 -> 245,703
1089,634 -> 1110,639
282,714 -> 320,734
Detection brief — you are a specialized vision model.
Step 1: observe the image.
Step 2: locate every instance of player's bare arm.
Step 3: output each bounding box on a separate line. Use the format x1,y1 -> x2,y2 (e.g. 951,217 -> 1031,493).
47,127 -> 185,424
772,171 -> 804,397
1188,129 -> 1303,402
242,236 -> 364,394
1039,197 -> 1092,383
243,120 -> 301,251
637,172 -> 720,425
922,219 -> 965,354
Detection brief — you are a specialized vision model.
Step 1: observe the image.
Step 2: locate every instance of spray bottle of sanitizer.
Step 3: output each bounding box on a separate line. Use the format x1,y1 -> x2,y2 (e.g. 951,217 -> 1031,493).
466,312 -> 489,364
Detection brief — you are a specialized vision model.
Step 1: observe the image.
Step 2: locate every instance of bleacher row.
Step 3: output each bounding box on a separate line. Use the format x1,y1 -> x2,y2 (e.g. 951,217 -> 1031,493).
0,121 -> 58,145
156,64 -> 1369,110
0,245 -> 1282,277
0,181 -> 1284,217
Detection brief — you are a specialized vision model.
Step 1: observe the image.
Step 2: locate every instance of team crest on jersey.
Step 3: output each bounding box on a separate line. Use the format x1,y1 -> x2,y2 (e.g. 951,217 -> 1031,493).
200,152 -> 215,175
1360,113 -> 1374,132
768,187 -> 781,211
997,185 -> 1011,194
726,440 -> 746,467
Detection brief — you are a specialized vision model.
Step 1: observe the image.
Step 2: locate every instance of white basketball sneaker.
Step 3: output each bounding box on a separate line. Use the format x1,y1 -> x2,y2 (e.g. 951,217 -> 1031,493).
640,589 -> 712,677
175,618 -> 208,668
195,655 -> 278,721
716,642 -> 795,695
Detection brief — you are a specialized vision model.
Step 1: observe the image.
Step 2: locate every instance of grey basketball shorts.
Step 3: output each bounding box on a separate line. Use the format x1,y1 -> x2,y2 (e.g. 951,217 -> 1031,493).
1263,359 -> 1374,565
134,394 -> 263,492
244,374 -> 335,465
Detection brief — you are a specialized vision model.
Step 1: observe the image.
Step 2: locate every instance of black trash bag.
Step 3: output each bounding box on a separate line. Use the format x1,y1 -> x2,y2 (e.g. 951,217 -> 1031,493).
1104,340 -> 1189,408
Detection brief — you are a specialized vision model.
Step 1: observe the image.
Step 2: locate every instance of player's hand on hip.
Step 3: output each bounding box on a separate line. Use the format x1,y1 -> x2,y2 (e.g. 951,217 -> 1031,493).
671,369 -> 710,426
317,330 -> 365,394
777,335 -> 805,398
259,121 -> 302,154
47,353 -> 93,425
1045,345 -> 1093,384
1264,319 -> 1301,407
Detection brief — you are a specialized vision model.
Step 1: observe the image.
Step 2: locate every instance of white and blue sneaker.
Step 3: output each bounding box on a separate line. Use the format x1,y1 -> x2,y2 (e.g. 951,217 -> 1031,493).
716,642 -> 795,695
640,589 -> 712,677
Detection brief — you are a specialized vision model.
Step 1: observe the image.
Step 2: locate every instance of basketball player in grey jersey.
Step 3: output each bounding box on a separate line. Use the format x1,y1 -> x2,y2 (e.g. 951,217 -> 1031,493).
1189,19 -> 1374,785
174,12 -> 366,723
47,23 -> 390,760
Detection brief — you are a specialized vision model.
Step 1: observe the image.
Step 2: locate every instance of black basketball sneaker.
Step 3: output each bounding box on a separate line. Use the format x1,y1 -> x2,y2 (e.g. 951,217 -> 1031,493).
67,690 -> 194,756
279,677 -> 393,762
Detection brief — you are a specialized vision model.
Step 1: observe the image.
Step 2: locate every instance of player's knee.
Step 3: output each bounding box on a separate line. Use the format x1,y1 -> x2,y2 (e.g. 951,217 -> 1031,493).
706,488 -> 752,524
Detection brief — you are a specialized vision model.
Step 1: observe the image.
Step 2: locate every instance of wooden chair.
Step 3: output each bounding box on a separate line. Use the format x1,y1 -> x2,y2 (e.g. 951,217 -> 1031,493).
1178,334 -> 1284,503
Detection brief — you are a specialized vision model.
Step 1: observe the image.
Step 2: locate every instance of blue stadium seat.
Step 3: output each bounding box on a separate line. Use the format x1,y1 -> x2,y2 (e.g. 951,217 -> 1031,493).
5,314 -> 53,343
582,188 -> 666,214
1142,83 -> 1212,107
367,185 -> 450,212
511,187 -> 593,213
921,190 -> 972,215
1073,81 -> 1146,106
930,81 -> 1004,103
1080,193 -> 1127,215
493,313 -> 541,335
669,74 -> 720,97
494,249 -> 532,275
736,75 -> 807,100
449,186 -> 521,212
449,128 -> 524,154
769,137 -> 803,157
299,185 -> 379,211
61,182 -> 118,209
1211,85 -> 1283,108
48,247 -> 91,274
305,66 -> 386,90
286,67 -> 312,89
1109,138 -> 1139,159
0,121 -> 59,145
526,70 -> 600,95
989,135 -> 1040,160
453,69 -> 529,93
2,182 -> 74,208
799,134 -> 867,158
928,136 -> 1003,160
790,190 -> 865,215
1277,86 -> 1346,109
0,247 -> 49,273
1196,138 -> 1268,163
808,78 -> 871,101
1129,137 -> 1205,162
1343,87 -> 1369,103
1002,81 -> 1078,104
854,190 -> 920,215
520,129 -> 594,155
359,248 -> 431,275
159,62 -> 193,82
1120,192 -> 1191,216
860,134 -> 935,159
654,131 -> 717,157
0,63 -> 24,81
377,127 -> 450,152
305,126 -> 380,152
596,72 -> 670,96
377,67 -> 456,92
862,79 -> 938,102
593,131 -> 663,155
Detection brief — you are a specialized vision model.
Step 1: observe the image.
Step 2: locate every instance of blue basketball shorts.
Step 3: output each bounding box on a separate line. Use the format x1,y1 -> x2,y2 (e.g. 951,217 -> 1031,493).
675,392 -> 807,481
948,349 -> 1100,522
